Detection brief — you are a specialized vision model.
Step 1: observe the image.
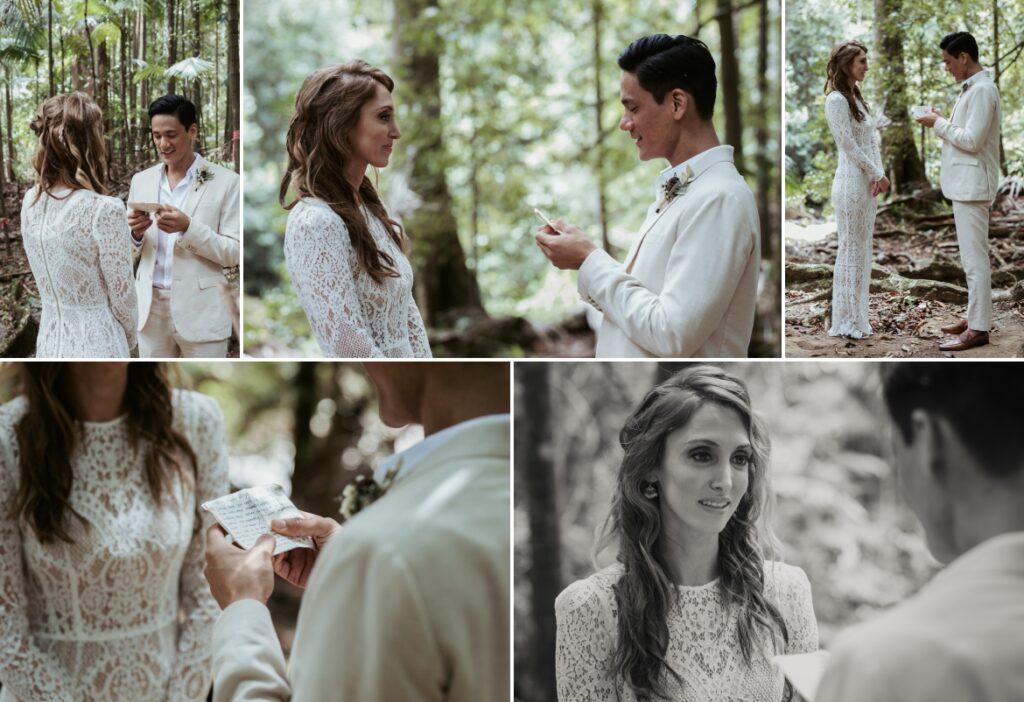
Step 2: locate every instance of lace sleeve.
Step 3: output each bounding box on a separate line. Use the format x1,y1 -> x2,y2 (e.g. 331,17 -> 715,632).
554,579 -> 618,702
166,393 -> 230,702
825,94 -> 885,181
285,207 -> 385,358
773,565 -> 819,655
406,300 -> 432,358
93,197 -> 139,351
0,418 -> 76,702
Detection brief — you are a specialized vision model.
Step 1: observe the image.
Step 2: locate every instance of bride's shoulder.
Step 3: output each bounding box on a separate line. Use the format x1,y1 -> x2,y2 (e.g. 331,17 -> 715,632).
0,396 -> 28,433
824,91 -> 847,106
171,389 -> 224,430
763,560 -> 813,602
555,563 -> 623,616
287,198 -> 348,234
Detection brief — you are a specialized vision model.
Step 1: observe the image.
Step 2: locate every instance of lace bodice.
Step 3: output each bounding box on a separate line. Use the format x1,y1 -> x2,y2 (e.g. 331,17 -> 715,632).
824,93 -> 883,339
19,188 -> 139,357
555,561 -> 818,701
0,390 -> 229,702
283,198 -> 431,358
825,93 -> 884,181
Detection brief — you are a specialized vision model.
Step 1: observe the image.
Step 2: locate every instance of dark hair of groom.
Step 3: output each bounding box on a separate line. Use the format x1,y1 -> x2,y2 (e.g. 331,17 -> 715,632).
881,363 -> 1024,478
617,34 -> 717,121
939,32 -> 980,62
148,94 -> 198,129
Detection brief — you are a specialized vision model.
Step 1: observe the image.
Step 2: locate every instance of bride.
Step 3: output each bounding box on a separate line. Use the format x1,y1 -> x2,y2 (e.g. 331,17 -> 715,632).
0,362 -> 228,701
555,365 -> 818,701
281,60 -> 431,358
20,92 -> 138,357
824,41 -> 889,339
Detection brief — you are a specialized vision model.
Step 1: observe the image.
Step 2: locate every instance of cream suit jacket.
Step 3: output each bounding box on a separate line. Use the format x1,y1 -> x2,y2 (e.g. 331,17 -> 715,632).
935,70 -> 1002,202
128,160 -> 240,341
817,531 -> 1024,702
578,145 -> 759,358
211,416 -> 511,702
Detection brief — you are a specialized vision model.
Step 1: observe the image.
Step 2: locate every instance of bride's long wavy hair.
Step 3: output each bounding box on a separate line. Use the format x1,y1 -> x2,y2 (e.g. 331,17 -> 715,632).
279,60 -> 406,285
10,363 -> 198,544
825,40 -> 871,122
29,92 -> 108,205
596,365 -> 788,700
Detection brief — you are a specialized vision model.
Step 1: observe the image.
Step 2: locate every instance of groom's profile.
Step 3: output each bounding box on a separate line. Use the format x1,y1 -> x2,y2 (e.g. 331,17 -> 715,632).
915,32 -> 1002,352
816,364 -> 1024,702
536,34 -> 760,358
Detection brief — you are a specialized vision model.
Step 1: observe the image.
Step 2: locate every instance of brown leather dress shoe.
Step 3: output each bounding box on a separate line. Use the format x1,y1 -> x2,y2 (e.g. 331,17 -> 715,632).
941,319 -> 968,335
939,329 -> 989,351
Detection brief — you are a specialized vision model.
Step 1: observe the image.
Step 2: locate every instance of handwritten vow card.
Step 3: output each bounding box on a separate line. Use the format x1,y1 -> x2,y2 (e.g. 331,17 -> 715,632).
202,484 -> 314,556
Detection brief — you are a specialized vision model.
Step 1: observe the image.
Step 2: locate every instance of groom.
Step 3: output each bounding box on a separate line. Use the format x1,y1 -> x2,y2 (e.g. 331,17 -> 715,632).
203,362 -> 510,701
816,364 -> 1024,701
536,34 -> 760,358
127,95 -> 240,358
916,32 -> 1002,352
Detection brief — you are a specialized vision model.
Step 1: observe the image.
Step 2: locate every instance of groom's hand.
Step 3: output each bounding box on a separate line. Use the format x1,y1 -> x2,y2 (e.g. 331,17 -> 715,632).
127,210 -> 151,241
270,512 -> 343,589
536,221 -> 597,270
204,527 -> 276,608
915,108 -> 942,128
154,205 -> 191,234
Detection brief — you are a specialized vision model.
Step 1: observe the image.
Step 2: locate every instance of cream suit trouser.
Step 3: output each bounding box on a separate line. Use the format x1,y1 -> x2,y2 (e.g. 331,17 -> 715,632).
952,200 -> 992,331
139,288 -> 228,358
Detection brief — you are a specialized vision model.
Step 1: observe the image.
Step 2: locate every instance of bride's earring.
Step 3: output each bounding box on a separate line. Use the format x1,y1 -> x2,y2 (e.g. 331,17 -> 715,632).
643,482 -> 659,499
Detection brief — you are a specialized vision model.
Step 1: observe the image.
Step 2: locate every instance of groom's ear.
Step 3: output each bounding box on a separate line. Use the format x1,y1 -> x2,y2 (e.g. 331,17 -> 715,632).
669,89 -> 689,120
910,409 -> 950,484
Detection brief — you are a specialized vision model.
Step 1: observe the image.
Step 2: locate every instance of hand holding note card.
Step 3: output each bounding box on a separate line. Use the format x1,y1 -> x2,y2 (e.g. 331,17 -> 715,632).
774,651 -> 830,702
202,484 -> 314,556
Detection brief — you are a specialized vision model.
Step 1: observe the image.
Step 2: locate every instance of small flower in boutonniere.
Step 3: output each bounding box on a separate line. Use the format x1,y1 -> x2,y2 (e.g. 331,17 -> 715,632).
656,165 -> 694,213
194,165 -> 214,191
339,461 -> 401,522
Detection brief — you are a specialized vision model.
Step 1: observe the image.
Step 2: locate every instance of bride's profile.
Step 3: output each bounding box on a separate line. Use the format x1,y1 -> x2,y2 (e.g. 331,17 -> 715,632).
281,60 -> 431,358
555,365 -> 818,701
824,40 -> 889,339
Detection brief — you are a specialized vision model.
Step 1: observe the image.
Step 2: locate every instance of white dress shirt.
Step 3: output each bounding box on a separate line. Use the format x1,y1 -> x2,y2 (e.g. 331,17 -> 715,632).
148,154 -> 203,289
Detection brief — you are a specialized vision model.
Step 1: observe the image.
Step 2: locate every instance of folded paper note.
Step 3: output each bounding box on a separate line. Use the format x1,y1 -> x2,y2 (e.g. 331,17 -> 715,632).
202,484 -> 314,556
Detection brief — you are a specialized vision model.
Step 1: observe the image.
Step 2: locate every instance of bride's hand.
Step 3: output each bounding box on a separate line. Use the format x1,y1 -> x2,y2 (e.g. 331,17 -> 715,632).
270,512 -> 343,589
878,176 -> 891,194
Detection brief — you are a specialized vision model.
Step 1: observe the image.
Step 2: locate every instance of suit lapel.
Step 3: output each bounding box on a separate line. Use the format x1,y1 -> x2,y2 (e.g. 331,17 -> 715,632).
180,163 -> 211,217
623,196 -> 685,273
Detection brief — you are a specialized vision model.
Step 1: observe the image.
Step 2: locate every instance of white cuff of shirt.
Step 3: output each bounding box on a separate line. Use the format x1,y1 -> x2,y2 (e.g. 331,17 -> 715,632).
577,248 -> 617,311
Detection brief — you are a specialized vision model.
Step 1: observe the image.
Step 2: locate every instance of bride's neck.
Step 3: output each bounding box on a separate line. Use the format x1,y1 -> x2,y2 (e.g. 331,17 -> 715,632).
659,524 -> 721,587
66,363 -> 129,422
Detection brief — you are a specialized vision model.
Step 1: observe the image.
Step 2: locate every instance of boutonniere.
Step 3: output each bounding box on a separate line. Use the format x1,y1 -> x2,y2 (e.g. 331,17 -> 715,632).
656,165 -> 694,213
194,165 -> 214,191
960,82 -> 971,94
339,461 -> 401,521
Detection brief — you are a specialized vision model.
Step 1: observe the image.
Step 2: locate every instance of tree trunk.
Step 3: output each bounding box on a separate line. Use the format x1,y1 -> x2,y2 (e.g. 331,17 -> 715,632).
391,0 -> 483,325
0,99 -> 7,216
519,363 -> 561,702
166,0 -> 177,94
993,0 -> 1006,174
226,0 -> 239,169
85,0 -> 98,94
48,0 -> 55,97
755,0 -> 771,261
873,0 -> 926,193
5,71 -> 15,182
716,0 -> 743,173
193,0 -> 204,152
591,0 -> 610,253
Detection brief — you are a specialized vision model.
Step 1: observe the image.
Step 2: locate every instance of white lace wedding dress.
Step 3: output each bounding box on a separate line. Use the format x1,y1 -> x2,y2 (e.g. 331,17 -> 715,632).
824,92 -> 885,339
20,188 -> 139,357
284,197 -> 432,358
0,390 -> 229,702
555,561 -> 819,701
